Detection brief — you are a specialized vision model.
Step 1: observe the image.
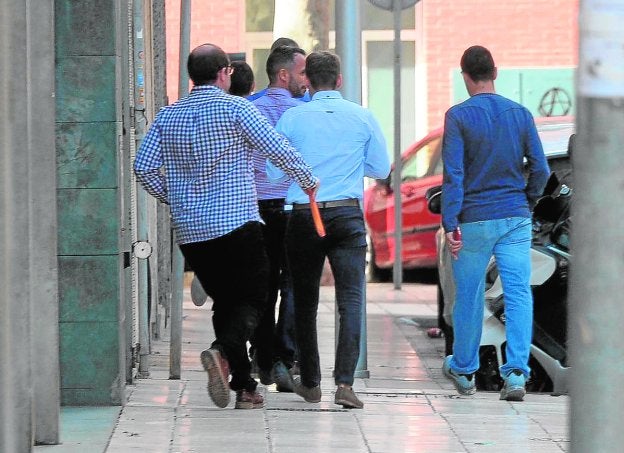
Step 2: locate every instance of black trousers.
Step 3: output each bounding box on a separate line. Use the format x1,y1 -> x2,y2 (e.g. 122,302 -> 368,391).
180,221 -> 269,391
251,199 -> 297,372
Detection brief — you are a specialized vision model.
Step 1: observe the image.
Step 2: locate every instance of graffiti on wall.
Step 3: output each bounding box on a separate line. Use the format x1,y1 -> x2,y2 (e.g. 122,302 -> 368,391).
538,87 -> 573,117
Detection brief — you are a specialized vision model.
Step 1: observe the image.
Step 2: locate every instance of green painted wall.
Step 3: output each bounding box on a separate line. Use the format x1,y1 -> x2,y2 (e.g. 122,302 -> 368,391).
55,0 -> 123,405
367,40 -> 416,161
451,67 -> 575,118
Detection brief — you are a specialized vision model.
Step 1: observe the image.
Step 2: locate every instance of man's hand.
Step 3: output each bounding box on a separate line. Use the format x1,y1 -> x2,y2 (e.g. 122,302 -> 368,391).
446,227 -> 462,260
303,178 -> 320,197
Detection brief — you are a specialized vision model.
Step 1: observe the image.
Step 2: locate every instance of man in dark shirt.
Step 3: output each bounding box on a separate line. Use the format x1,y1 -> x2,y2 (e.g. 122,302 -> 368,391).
440,46 -> 550,401
249,45 -> 308,392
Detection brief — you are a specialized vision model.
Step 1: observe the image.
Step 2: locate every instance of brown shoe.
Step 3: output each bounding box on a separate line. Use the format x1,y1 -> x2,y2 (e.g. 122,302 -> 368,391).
235,389 -> 264,409
293,377 -> 321,403
335,385 -> 364,409
200,348 -> 230,408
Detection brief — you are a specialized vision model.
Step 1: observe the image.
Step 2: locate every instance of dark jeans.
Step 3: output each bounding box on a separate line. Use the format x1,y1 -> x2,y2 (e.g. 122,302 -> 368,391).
180,221 -> 269,392
286,205 -> 366,387
252,199 -> 297,372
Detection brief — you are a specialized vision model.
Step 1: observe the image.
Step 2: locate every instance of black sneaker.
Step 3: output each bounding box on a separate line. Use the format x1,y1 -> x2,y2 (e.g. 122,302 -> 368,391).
258,368 -> 274,386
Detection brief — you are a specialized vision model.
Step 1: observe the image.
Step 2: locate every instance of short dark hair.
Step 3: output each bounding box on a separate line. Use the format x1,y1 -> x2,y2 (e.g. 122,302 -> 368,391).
270,37 -> 299,52
187,43 -> 229,86
266,46 -> 306,84
229,61 -> 255,96
305,51 -> 340,90
460,45 -> 496,82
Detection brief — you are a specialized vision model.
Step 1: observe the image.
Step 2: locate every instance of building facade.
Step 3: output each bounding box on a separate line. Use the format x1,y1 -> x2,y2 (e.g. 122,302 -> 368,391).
164,0 -> 578,153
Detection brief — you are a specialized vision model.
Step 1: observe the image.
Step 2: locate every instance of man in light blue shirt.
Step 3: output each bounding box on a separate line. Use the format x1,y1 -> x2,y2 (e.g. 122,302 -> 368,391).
268,51 -> 390,409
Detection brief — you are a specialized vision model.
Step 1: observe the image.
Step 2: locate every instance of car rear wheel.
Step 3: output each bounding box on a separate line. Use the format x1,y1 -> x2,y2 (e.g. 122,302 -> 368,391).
366,235 -> 390,283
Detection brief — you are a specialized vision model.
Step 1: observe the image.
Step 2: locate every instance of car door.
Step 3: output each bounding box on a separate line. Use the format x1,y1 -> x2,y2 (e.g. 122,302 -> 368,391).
398,134 -> 444,268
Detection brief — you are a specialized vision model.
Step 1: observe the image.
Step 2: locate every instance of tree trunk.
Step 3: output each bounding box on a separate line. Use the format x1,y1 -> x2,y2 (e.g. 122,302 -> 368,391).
273,0 -> 329,51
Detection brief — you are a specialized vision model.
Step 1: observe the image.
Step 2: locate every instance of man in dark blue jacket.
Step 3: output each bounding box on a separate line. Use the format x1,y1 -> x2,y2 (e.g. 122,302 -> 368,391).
440,45 -> 550,401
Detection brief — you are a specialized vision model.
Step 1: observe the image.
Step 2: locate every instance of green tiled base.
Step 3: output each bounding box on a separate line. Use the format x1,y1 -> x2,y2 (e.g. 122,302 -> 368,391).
60,322 -> 123,406
57,189 -> 119,255
58,255 -> 119,323
56,122 -> 117,189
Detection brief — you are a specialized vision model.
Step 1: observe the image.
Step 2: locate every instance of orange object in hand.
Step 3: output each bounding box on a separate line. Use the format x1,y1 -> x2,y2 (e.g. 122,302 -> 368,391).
309,193 -> 326,237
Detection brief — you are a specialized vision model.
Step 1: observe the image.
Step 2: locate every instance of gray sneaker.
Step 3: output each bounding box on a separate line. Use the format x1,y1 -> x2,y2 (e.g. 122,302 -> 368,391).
500,370 -> 526,401
335,385 -> 364,409
293,377 -> 321,403
442,355 -> 476,395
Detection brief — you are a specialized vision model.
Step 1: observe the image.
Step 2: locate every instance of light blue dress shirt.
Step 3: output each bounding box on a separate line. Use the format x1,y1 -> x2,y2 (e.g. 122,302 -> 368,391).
267,90 -> 390,205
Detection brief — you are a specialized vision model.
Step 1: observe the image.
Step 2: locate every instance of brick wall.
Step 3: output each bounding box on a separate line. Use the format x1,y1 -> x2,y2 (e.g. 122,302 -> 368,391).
423,0 -> 578,128
165,0 -> 245,104
163,1 -> 578,128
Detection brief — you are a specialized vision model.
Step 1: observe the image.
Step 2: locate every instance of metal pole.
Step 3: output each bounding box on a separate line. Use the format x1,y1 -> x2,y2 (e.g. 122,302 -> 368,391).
30,0 -> 60,444
571,1 -> 624,451
146,0 -> 169,341
335,0 -> 368,378
392,0 -> 403,289
335,1 -> 361,104
1,2 -> 33,450
177,0 -> 191,99
170,0 -> 191,379
132,0 -> 151,379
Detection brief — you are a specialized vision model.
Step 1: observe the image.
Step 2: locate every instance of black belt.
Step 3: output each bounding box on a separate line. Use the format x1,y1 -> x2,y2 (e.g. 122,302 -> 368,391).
258,198 -> 286,208
291,198 -> 359,210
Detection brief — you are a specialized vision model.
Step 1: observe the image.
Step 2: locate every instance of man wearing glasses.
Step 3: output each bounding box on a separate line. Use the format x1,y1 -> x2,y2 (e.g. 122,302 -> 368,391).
134,43 -> 319,410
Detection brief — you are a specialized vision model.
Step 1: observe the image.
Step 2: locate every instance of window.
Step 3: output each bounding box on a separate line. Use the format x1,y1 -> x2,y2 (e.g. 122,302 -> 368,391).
401,137 -> 442,182
246,0 -> 275,32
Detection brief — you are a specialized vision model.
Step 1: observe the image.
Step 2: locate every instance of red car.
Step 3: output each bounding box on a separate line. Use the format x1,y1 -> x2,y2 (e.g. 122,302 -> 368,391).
364,128 -> 444,281
364,116 -> 574,282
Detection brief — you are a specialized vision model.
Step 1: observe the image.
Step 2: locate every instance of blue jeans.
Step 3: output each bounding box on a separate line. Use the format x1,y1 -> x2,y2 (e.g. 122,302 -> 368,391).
449,217 -> 533,377
285,205 -> 366,387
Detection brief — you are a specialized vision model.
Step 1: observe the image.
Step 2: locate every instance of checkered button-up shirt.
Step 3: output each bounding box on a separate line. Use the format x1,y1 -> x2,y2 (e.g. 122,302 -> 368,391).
134,85 -> 316,244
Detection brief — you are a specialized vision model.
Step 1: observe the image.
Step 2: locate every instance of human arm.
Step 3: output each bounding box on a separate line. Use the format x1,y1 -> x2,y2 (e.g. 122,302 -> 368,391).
133,121 -> 168,204
524,117 -> 551,209
440,112 -> 464,233
363,112 -> 391,179
238,103 -> 317,191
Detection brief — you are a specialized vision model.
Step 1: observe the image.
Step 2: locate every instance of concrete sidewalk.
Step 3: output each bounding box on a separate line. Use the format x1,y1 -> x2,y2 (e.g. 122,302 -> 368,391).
36,282 -> 569,453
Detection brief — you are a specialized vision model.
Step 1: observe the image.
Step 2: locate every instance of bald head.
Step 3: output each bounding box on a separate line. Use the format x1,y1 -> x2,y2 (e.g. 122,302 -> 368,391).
187,43 -> 230,86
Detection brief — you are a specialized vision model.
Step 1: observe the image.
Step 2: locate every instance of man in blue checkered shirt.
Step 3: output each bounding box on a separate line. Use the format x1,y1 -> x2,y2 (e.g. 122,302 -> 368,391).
134,43 -> 319,410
